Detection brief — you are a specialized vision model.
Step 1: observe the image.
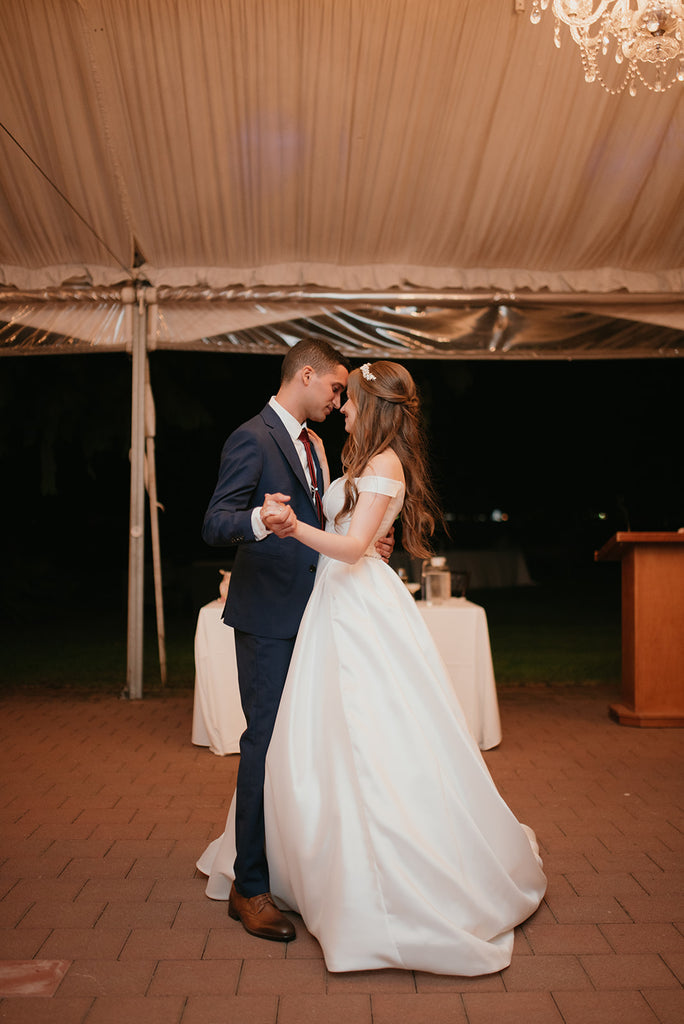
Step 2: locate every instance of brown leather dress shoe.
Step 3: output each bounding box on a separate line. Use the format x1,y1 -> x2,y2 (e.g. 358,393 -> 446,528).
228,882 -> 296,942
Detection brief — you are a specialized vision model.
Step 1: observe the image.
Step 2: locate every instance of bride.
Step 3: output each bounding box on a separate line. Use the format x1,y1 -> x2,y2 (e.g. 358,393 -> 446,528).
198,360 -> 546,976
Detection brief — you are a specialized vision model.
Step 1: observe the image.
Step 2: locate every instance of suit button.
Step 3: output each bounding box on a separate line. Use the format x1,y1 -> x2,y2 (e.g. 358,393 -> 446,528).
308,564 -> 316,573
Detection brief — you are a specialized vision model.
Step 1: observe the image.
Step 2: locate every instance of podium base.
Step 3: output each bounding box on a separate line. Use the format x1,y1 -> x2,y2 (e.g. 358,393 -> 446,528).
609,703 -> 684,729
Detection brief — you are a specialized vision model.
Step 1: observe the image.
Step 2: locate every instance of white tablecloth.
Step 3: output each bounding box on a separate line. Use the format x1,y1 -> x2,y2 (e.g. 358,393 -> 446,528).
418,598 -> 502,750
193,595 -> 502,755
192,600 -> 246,756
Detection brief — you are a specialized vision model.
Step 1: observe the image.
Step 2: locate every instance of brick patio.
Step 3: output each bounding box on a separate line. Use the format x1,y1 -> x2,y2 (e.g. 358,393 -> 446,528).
1,684 -> 682,1023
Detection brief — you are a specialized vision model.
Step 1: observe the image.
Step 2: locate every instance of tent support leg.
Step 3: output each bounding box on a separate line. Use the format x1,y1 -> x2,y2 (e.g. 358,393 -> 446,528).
125,292 -> 147,699
145,359 -> 167,687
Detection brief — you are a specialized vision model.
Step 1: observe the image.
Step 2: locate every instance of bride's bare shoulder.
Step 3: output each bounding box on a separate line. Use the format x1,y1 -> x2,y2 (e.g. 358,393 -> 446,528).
365,447 -> 403,482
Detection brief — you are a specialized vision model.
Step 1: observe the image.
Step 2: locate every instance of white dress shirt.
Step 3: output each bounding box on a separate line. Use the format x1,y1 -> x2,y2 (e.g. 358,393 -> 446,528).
251,396 -> 316,541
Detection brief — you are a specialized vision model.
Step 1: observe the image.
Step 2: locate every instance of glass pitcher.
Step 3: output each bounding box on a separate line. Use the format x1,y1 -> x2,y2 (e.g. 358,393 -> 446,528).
421,557 -> 451,605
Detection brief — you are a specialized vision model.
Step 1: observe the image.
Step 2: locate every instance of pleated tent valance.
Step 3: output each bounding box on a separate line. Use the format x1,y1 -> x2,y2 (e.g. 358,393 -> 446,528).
1,287 -> 683,360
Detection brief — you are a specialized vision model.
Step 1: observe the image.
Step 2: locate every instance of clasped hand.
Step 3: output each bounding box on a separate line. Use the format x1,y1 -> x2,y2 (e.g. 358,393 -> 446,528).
261,492 -> 297,537
262,492 -> 395,564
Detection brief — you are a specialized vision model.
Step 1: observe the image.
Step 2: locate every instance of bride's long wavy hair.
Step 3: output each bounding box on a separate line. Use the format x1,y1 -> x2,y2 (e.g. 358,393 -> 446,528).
337,361 -> 443,559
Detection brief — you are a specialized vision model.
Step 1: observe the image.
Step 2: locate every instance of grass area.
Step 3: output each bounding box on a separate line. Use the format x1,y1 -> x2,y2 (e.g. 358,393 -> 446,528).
478,578 -> 621,686
0,573 -> 621,696
0,609 -> 197,696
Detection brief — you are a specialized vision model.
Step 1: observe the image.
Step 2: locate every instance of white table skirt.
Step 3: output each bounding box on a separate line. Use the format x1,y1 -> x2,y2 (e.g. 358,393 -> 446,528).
192,596 -> 502,756
418,598 -> 502,750
192,600 -> 246,756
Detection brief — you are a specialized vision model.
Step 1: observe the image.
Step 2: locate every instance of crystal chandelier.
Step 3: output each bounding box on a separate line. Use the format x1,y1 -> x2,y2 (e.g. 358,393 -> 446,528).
530,1 -> 684,94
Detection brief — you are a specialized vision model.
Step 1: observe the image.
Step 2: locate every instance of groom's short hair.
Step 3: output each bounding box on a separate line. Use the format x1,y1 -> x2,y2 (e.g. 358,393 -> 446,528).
280,338 -> 349,383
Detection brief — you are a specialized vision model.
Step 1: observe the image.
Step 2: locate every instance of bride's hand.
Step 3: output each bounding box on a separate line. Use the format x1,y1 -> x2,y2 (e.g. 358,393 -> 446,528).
261,492 -> 290,522
262,493 -> 297,537
306,428 -> 324,459
305,428 -> 330,491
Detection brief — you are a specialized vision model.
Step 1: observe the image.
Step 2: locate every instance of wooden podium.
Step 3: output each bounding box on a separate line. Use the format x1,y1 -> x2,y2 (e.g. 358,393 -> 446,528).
595,532 -> 684,727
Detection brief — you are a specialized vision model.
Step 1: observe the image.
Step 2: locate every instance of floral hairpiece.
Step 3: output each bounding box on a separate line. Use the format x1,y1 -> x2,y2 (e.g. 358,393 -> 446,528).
360,362 -> 376,381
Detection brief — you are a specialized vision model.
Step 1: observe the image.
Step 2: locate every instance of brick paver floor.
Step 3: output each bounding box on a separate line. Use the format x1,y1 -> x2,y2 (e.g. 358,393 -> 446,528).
0,684 -> 682,1023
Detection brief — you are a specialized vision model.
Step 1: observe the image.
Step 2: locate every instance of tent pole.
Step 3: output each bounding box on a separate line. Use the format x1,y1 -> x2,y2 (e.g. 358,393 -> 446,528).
144,360 -> 168,686
125,289 -> 147,700
2,286 -> 680,307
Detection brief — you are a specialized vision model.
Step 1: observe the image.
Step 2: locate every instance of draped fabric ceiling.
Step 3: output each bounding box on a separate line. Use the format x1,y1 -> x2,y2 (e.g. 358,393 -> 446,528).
1,0 -> 683,360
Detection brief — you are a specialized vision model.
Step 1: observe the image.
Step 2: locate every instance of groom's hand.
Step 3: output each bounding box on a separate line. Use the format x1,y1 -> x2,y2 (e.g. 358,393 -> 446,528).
262,493 -> 297,537
375,524 -> 395,564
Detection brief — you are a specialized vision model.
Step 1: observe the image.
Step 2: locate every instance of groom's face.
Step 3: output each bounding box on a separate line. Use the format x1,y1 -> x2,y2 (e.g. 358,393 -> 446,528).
303,364 -> 349,422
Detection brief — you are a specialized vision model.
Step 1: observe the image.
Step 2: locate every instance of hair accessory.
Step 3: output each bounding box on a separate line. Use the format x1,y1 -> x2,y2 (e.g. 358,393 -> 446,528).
360,362 -> 376,381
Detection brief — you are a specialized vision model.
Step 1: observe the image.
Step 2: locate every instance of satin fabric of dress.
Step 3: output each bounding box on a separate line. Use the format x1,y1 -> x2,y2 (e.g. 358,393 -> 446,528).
198,477 -> 546,975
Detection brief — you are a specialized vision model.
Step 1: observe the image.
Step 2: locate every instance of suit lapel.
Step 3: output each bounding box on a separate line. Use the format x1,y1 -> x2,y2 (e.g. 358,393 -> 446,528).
261,404 -> 317,509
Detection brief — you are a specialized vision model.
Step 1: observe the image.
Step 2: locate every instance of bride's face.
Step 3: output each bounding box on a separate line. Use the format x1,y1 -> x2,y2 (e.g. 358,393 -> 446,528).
340,395 -> 358,435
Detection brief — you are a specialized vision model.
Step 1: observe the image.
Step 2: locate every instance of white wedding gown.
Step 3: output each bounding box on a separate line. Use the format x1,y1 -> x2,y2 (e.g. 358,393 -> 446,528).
197,476 -> 546,975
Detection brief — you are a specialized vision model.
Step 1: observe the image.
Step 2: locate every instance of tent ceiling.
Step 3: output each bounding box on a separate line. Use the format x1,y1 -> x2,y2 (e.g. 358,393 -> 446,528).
1,0 -> 683,357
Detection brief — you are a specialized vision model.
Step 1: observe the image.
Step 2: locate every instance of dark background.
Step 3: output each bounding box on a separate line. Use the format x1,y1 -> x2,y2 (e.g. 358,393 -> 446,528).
1,351 -> 682,625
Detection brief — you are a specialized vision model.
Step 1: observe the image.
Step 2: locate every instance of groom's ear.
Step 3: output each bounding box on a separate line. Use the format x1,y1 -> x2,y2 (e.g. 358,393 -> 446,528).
300,365 -> 315,386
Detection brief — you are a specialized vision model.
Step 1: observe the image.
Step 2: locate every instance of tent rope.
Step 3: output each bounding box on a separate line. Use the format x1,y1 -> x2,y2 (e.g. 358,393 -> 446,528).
0,120 -> 131,278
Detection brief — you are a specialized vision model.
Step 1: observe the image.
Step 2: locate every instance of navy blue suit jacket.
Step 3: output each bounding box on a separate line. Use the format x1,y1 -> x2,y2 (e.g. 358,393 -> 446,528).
202,403 -> 324,639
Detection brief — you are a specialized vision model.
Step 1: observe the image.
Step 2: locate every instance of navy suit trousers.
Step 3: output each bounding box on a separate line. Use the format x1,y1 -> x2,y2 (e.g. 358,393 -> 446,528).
232,629 -> 297,897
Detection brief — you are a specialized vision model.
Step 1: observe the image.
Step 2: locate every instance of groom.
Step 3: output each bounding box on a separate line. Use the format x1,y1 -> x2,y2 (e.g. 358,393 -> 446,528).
203,338 -> 381,942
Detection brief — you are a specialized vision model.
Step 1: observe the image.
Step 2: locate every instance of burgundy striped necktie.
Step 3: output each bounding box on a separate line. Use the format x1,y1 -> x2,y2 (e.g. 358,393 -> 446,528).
298,428 -> 324,525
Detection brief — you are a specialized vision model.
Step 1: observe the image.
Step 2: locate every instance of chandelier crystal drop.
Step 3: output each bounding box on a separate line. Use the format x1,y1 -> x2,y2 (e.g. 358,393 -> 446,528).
530,1 -> 684,94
